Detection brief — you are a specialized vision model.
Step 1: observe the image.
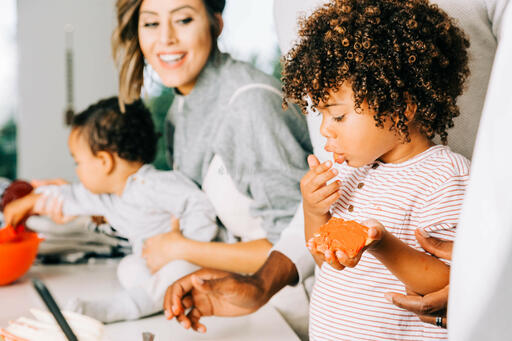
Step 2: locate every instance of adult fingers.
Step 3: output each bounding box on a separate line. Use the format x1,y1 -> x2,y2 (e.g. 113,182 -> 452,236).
187,307 -> 207,333
384,285 -> 449,316
415,229 -> 453,260
418,314 -> 447,329
163,277 -> 193,318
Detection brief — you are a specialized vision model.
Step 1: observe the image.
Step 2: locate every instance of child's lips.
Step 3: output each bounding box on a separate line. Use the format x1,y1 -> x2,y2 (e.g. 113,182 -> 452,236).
334,153 -> 346,164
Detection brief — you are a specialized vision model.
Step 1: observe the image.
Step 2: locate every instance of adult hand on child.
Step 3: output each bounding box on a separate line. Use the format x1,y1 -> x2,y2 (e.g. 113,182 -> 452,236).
143,217 -> 186,274
384,229 -> 452,328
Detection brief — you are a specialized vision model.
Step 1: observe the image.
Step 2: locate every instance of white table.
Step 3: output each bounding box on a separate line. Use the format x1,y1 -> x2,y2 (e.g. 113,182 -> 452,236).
0,262 -> 300,341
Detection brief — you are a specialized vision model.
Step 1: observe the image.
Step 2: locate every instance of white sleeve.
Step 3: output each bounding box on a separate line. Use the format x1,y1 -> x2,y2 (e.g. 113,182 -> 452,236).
35,183 -> 108,217
485,0 -> 511,41
271,202 -> 315,284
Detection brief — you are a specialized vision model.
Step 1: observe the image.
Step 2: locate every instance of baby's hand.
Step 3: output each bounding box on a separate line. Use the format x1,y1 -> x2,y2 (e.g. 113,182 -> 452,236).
307,219 -> 386,270
3,193 -> 38,227
300,155 -> 341,219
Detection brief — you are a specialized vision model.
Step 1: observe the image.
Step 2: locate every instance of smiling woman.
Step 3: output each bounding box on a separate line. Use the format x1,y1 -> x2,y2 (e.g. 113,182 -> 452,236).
111,0 -> 311,288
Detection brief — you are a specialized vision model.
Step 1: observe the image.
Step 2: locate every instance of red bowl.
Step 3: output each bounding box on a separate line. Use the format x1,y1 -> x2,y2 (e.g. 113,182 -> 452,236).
0,231 -> 42,285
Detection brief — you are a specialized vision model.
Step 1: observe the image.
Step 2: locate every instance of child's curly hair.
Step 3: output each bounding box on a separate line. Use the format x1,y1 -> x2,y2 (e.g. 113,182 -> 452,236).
282,0 -> 470,143
72,97 -> 157,164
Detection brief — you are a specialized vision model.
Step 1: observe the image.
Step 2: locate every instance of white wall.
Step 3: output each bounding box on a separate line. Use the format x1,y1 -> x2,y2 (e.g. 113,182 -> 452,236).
18,0 -> 118,180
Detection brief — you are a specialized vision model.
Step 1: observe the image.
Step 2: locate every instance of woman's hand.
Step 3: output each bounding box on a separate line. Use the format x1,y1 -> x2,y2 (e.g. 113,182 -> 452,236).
301,155 -> 341,219
142,217 -> 187,274
384,228 -> 452,328
307,218 -> 386,270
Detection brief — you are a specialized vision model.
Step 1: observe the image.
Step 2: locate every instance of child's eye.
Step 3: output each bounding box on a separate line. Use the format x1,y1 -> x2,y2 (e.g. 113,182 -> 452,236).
333,114 -> 345,122
176,17 -> 193,25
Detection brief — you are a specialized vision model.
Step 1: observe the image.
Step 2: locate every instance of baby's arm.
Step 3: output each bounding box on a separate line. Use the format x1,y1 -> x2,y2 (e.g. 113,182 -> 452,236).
3,192 -> 41,226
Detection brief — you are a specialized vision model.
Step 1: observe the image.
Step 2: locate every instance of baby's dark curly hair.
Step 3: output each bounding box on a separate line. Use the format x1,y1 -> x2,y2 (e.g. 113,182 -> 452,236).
71,97 -> 157,164
282,0 -> 470,143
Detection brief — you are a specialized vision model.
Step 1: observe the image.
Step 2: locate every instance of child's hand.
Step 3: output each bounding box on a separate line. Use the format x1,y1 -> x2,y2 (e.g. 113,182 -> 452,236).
300,155 -> 341,219
307,219 -> 386,270
3,193 -> 38,227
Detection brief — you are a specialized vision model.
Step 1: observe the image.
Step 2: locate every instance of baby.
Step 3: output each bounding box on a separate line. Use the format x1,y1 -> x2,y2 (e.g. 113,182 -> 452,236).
3,97 -> 218,323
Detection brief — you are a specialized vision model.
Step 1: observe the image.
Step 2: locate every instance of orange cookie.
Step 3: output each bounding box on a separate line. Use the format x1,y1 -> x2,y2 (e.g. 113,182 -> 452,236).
313,217 -> 370,258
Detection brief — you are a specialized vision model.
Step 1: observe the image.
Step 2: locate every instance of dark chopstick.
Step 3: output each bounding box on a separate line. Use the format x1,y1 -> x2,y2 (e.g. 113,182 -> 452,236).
32,278 -> 78,341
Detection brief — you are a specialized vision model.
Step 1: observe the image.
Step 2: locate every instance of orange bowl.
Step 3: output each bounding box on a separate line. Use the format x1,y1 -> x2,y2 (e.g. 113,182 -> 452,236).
0,231 -> 42,285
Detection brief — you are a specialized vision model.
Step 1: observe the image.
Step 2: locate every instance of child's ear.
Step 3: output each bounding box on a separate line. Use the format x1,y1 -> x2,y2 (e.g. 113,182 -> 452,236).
404,92 -> 418,121
97,151 -> 115,175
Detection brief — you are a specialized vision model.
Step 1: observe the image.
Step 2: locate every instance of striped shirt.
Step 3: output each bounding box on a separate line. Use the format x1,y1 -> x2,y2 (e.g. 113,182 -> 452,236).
310,145 -> 470,340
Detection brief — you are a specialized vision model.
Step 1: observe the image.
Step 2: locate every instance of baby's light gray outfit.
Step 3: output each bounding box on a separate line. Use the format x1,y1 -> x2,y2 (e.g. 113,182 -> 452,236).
37,164 -> 218,322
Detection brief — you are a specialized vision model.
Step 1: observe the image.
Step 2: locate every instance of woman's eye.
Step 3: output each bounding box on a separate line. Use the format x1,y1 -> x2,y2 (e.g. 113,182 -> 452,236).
176,17 -> 193,25
142,22 -> 159,28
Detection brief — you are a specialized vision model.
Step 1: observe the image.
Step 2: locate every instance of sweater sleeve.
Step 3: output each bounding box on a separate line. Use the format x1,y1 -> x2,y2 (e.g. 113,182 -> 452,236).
35,183 -> 108,217
215,85 -> 312,244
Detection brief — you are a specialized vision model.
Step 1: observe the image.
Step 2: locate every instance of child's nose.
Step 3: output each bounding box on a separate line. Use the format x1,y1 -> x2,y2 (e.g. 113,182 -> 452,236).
319,115 -> 336,138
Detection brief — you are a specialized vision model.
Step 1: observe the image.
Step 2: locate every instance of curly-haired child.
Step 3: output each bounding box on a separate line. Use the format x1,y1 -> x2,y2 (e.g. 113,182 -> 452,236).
3,97 -> 218,323
282,0 -> 470,339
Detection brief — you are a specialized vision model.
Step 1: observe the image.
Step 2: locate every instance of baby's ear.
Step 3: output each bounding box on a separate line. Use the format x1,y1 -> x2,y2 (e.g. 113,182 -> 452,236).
97,151 -> 115,174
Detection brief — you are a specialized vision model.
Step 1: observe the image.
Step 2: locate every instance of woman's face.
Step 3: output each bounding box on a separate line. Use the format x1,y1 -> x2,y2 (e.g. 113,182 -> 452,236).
138,0 -> 214,95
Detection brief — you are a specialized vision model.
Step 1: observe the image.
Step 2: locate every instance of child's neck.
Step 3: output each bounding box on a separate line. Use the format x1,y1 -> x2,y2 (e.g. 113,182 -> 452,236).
379,126 -> 434,164
110,161 -> 144,197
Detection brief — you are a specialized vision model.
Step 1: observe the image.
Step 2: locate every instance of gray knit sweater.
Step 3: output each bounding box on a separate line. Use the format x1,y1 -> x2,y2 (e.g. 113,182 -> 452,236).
165,52 -> 312,243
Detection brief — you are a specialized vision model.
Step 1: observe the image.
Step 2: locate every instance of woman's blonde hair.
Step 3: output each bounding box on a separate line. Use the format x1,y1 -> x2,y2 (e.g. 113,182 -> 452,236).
112,0 -> 225,110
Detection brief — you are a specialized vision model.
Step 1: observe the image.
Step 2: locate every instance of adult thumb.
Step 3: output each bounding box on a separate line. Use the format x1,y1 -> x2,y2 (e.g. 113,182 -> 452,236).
415,228 -> 453,260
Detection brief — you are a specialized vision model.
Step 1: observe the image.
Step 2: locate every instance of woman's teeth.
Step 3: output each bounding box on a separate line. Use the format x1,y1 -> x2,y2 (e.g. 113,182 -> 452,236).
159,53 -> 185,64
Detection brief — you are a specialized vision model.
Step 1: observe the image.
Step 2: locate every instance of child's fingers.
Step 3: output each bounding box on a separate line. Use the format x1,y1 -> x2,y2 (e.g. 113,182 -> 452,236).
310,180 -> 341,204
335,250 -> 362,268
307,155 -> 321,169
316,190 -> 341,209
325,250 -> 345,270
310,167 -> 338,190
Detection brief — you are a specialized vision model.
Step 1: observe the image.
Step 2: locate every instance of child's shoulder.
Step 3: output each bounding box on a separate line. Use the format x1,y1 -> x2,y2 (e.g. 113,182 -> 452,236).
421,145 -> 470,179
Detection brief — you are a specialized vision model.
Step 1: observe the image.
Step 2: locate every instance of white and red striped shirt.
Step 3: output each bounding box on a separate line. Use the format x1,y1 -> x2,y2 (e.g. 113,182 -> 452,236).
310,145 -> 470,340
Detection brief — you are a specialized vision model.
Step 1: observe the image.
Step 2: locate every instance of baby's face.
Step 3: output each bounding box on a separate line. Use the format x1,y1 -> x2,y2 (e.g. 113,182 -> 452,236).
68,129 -> 109,194
317,83 -> 401,167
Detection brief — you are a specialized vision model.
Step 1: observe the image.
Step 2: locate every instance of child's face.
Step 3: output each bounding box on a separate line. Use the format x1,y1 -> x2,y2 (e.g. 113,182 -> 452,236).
68,129 -> 109,194
317,83 -> 402,167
